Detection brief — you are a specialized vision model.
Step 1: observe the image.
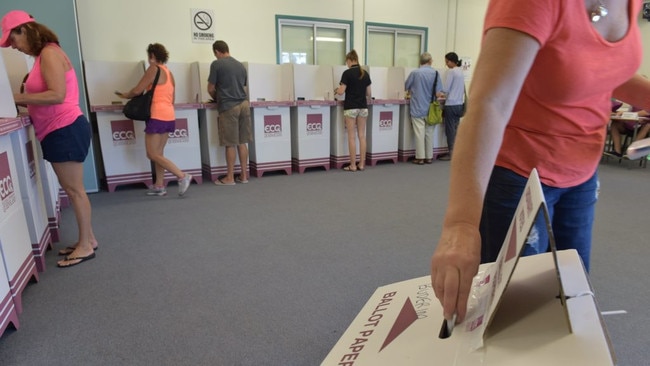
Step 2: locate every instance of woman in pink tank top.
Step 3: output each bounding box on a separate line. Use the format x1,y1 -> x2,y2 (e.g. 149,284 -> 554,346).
116,43 -> 192,197
2,10 -> 97,268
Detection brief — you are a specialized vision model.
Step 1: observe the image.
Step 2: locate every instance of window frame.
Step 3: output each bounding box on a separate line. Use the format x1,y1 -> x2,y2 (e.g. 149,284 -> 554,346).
365,22 -> 428,67
276,15 -> 353,65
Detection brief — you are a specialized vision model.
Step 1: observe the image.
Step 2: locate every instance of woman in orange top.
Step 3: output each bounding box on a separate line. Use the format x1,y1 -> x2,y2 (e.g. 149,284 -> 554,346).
117,43 -> 192,196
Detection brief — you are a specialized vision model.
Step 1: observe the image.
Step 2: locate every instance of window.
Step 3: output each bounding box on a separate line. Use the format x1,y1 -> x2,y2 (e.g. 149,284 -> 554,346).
366,23 -> 427,68
276,16 -> 352,65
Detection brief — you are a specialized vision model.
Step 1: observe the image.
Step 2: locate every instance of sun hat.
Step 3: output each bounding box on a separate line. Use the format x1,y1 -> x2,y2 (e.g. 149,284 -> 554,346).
1,10 -> 35,48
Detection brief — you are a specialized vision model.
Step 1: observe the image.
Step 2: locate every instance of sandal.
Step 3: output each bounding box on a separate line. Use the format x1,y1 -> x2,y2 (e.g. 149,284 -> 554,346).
412,159 -> 424,165
424,159 -> 433,164
59,244 -> 98,256
343,165 -> 357,172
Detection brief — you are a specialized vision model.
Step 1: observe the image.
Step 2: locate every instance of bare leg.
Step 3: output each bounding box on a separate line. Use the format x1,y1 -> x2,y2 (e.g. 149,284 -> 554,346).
356,115 -> 367,169
610,122 -> 625,155
344,116 -> 357,170
52,162 -> 96,266
222,146 -> 236,183
634,123 -> 650,141
237,143 -> 248,180
146,133 -> 185,185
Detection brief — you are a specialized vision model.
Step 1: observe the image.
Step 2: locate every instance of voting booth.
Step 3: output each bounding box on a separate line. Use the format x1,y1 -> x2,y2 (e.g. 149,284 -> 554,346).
322,170 -> 615,365
0,53 -> 39,317
85,60 -> 153,192
0,50 -> 52,271
397,100 -> 417,162
398,67 -> 415,162
35,148 -> 62,244
10,122 -> 51,272
159,62 -> 202,186
290,64 -> 334,173
365,67 -> 404,166
0,124 -> 39,315
247,63 -> 293,177
330,65 -> 359,169
0,250 -> 18,335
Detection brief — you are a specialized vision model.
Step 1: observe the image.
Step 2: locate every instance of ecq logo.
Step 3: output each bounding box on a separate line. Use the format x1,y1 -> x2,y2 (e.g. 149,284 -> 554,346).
168,118 -> 189,143
111,120 -> 136,145
26,140 -> 36,180
264,115 -> 282,137
0,152 -> 16,211
379,111 -> 393,130
306,114 -> 323,135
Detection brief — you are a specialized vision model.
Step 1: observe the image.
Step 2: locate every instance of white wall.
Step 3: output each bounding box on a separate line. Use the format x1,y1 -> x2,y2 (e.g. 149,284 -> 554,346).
76,0 -> 650,79
75,0 -> 460,68
77,0 -> 354,64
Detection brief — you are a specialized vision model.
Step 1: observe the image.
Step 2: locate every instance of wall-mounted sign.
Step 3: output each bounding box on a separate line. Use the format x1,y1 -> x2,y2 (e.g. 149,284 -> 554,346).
190,9 -> 215,44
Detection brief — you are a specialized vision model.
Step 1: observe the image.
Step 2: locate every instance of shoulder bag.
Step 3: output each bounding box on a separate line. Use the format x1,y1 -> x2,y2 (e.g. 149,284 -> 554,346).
461,86 -> 468,117
426,71 -> 443,125
123,66 -> 161,121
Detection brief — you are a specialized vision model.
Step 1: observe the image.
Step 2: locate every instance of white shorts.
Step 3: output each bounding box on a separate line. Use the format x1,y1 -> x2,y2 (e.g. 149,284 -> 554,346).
343,108 -> 369,118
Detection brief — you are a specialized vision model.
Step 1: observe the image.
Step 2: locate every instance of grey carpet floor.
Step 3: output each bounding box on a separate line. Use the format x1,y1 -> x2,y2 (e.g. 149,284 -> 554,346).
0,159 -> 648,366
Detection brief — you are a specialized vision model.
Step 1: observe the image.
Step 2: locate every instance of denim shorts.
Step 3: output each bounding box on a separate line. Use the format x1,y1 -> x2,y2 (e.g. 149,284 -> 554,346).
40,115 -> 91,163
479,166 -> 599,271
145,118 -> 175,134
343,108 -> 368,118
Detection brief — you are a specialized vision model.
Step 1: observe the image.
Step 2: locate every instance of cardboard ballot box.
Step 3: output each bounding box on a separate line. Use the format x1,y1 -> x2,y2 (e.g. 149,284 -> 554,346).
323,169 -> 614,365
321,250 -> 614,366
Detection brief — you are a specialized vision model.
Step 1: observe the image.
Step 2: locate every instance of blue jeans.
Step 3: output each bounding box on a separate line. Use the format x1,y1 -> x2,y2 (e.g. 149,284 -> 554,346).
479,166 -> 599,271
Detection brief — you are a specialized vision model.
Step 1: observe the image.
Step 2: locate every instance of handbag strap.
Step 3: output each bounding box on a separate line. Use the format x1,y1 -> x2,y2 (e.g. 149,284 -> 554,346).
149,66 -> 161,95
431,71 -> 438,103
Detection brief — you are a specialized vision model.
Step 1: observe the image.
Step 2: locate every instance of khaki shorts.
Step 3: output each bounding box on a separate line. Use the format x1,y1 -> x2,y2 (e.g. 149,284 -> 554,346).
343,108 -> 369,118
218,100 -> 252,146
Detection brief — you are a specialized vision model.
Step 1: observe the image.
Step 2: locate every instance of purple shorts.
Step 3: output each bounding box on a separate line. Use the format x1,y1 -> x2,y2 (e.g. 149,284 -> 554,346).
145,119 -> 175,134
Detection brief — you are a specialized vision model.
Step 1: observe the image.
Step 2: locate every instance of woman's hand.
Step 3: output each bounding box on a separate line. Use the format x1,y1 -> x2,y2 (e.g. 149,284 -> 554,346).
13,93 -> 27,106
430,223 -> 481,323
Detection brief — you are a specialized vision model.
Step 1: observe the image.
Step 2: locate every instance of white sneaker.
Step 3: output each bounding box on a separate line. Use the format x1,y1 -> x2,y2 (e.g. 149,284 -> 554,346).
178,174 -> 192,196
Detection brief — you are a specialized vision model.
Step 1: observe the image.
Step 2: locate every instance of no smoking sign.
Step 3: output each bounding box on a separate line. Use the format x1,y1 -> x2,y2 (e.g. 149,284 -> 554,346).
190,9 -> 215,43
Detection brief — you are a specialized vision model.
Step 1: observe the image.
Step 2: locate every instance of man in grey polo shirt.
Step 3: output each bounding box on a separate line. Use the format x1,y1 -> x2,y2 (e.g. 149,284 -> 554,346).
207,40 -> 251,185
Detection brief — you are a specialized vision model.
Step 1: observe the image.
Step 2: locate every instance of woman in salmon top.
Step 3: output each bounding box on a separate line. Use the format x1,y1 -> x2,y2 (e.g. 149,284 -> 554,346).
117,43 -> 192,196
430,0 -> 648,324
2,10 -> 97,268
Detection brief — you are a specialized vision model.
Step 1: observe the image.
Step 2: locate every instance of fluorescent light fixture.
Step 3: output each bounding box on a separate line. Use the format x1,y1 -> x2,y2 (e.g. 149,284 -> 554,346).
309,36 -> 344,43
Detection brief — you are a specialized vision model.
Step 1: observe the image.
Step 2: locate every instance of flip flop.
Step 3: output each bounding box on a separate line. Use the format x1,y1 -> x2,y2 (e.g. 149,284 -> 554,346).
343,165 -> 357,172
357,166 -> 365,171
57,252 -> 96,268
235,176 -> 249,184
214,178 -> 235,186
58,245 -> 99,256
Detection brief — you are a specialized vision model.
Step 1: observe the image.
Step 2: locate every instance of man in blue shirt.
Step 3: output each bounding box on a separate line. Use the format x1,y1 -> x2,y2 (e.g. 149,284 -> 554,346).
405,52 -> 443,164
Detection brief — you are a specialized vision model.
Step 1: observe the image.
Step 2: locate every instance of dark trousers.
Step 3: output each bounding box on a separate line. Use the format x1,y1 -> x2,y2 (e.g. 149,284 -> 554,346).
443,104 -> 463,154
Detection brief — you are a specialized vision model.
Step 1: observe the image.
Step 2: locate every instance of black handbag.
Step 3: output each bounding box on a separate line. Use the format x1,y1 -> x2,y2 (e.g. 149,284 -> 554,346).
123,66 -> 161,121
